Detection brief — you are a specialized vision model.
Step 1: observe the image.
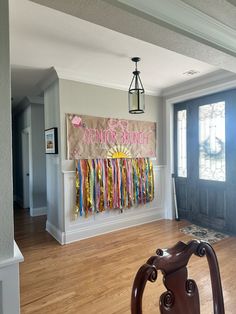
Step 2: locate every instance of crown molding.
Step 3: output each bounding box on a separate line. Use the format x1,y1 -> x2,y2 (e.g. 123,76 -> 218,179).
226,0 -> 236,7
117,0 -> 236,55
27,96 -> 44,105
12,97 -> 30,117
32,67 -> 58,95
14,67 -> 236,112
12,96 -> 44,116
22,66 -> 235,104
161,69 -> 236,100
32,66 -> 161,96
54,67 -> 161,96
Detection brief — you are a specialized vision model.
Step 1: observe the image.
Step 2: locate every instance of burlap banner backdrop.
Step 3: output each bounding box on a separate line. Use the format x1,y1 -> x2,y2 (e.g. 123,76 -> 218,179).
66,114 -> 156,159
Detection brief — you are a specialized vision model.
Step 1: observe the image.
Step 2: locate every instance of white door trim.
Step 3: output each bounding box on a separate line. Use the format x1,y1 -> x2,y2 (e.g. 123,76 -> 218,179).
164,77 -> 236,220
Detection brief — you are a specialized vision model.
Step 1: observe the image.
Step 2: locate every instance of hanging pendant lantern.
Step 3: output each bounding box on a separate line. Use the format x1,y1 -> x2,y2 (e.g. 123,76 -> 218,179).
128,57 -> 145,114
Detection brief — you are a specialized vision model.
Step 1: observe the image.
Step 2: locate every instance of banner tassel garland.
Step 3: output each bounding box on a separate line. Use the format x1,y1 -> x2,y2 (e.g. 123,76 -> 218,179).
74,158 -> 154,218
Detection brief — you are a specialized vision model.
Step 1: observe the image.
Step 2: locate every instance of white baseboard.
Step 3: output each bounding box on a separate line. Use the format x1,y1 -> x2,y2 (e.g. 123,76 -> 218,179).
64,207 -> 164,244
46,220 -> 64,245
46,208 -> 163,245
30,207 -> 47,217
61,166 -> 165,245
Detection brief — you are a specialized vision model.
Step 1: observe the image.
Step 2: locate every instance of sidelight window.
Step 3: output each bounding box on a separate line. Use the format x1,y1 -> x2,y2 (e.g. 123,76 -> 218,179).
177,110 -> 187,177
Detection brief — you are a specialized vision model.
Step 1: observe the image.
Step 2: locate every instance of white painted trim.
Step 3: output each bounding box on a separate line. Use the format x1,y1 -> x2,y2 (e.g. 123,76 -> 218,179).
13,96 -> 30,116
34,66 -> 161,97
39,67 -> 236,101
46,208 -> 163,245
64,207 -> 163,244
163,72 -> 236,221
55,67 -> 161,96
118,0 -> 236,54
27,96 -> 44,105
31,207 -> 47,217
0,242 -> 23,314
17,96 -> 30,108
46,220 -> 64,245
162,70 -> 236,99
32,67 -> 58,96
164,99 -> 174,220
62,170 -> 76,174
61,164 -> 165,245
227,0 -> 236,6
13,96 -> 44,115
0,242 -> 24,269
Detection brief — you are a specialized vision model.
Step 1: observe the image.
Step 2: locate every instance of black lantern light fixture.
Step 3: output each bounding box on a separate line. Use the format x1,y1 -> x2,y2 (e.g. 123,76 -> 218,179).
128,57 -> 145,114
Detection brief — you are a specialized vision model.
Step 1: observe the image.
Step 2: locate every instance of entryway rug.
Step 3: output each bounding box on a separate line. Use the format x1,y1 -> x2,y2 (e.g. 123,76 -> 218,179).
180,224 -> 229,244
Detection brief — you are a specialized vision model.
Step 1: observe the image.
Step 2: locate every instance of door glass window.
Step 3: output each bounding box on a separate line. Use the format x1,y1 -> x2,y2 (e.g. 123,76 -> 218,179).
177,110 -> 187,177
199,102 -> 225,181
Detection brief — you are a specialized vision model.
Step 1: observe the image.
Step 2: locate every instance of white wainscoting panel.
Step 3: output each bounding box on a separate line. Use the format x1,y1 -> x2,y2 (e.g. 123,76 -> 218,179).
62,165 -> 165,244
0,242 -> 24,314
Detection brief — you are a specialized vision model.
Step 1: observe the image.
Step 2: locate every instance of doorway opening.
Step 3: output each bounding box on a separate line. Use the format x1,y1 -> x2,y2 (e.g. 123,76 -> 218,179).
12,101 -> 47,240
21,127 -> 31,210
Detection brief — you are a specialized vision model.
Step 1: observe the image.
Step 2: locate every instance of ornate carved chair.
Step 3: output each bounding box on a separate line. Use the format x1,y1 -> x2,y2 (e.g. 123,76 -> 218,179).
131,240 -> 224,314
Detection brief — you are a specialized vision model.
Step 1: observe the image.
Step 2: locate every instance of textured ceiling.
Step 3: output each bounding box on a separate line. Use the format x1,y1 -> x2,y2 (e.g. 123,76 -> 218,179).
29,0 -> 236,68
10,0 -> 217,106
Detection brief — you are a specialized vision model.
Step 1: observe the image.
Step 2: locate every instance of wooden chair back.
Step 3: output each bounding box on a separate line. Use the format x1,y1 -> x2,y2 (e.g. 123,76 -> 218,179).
131,240 -> 224,314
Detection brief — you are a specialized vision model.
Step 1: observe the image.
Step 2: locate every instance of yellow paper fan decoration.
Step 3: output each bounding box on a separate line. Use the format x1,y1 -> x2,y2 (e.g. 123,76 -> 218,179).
107,145 -> 132,159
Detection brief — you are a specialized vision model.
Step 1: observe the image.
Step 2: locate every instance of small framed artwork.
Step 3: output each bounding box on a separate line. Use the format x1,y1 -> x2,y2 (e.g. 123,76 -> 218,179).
45,127 -> 58,154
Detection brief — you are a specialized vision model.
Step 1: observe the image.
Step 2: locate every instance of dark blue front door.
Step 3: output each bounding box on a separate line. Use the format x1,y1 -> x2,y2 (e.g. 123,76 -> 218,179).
174,89 -> 236,233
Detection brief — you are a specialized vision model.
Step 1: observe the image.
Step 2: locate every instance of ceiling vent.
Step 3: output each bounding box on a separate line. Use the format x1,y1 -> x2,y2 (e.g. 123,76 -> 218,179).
183,69 -> 200,76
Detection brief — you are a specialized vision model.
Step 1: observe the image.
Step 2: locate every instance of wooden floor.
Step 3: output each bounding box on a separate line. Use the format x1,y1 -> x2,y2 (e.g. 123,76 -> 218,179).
14,209 -> 236,314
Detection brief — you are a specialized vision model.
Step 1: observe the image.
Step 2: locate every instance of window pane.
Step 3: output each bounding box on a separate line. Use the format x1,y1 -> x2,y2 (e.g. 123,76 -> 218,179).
199,102 -> 225,181
177,110 -> 187,177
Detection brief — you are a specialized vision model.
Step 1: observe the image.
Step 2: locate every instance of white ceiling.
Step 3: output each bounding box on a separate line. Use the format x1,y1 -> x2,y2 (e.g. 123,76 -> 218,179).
10,0 -> 218,106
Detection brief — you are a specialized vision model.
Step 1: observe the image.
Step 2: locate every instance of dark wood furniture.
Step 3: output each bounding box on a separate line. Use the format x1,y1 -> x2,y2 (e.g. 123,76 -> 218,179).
131,240 -> 225,314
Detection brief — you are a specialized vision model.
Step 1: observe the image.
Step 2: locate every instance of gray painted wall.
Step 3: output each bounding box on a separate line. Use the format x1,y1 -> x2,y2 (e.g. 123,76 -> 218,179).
0,0 -> 14,260
59,79 -> 164,169
44,81 -> 64,230
44,78 -> 164,232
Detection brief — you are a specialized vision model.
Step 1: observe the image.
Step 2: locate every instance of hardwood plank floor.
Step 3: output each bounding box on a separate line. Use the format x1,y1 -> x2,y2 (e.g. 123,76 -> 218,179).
14,209 -> 236,313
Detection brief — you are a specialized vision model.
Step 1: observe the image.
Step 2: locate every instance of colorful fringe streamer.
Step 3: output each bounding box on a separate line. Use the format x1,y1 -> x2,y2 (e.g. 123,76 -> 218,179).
74,158 -> 154,218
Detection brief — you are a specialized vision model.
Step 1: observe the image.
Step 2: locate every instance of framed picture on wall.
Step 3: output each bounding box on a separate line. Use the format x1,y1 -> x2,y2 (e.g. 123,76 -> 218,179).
45,127 -> 58,154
